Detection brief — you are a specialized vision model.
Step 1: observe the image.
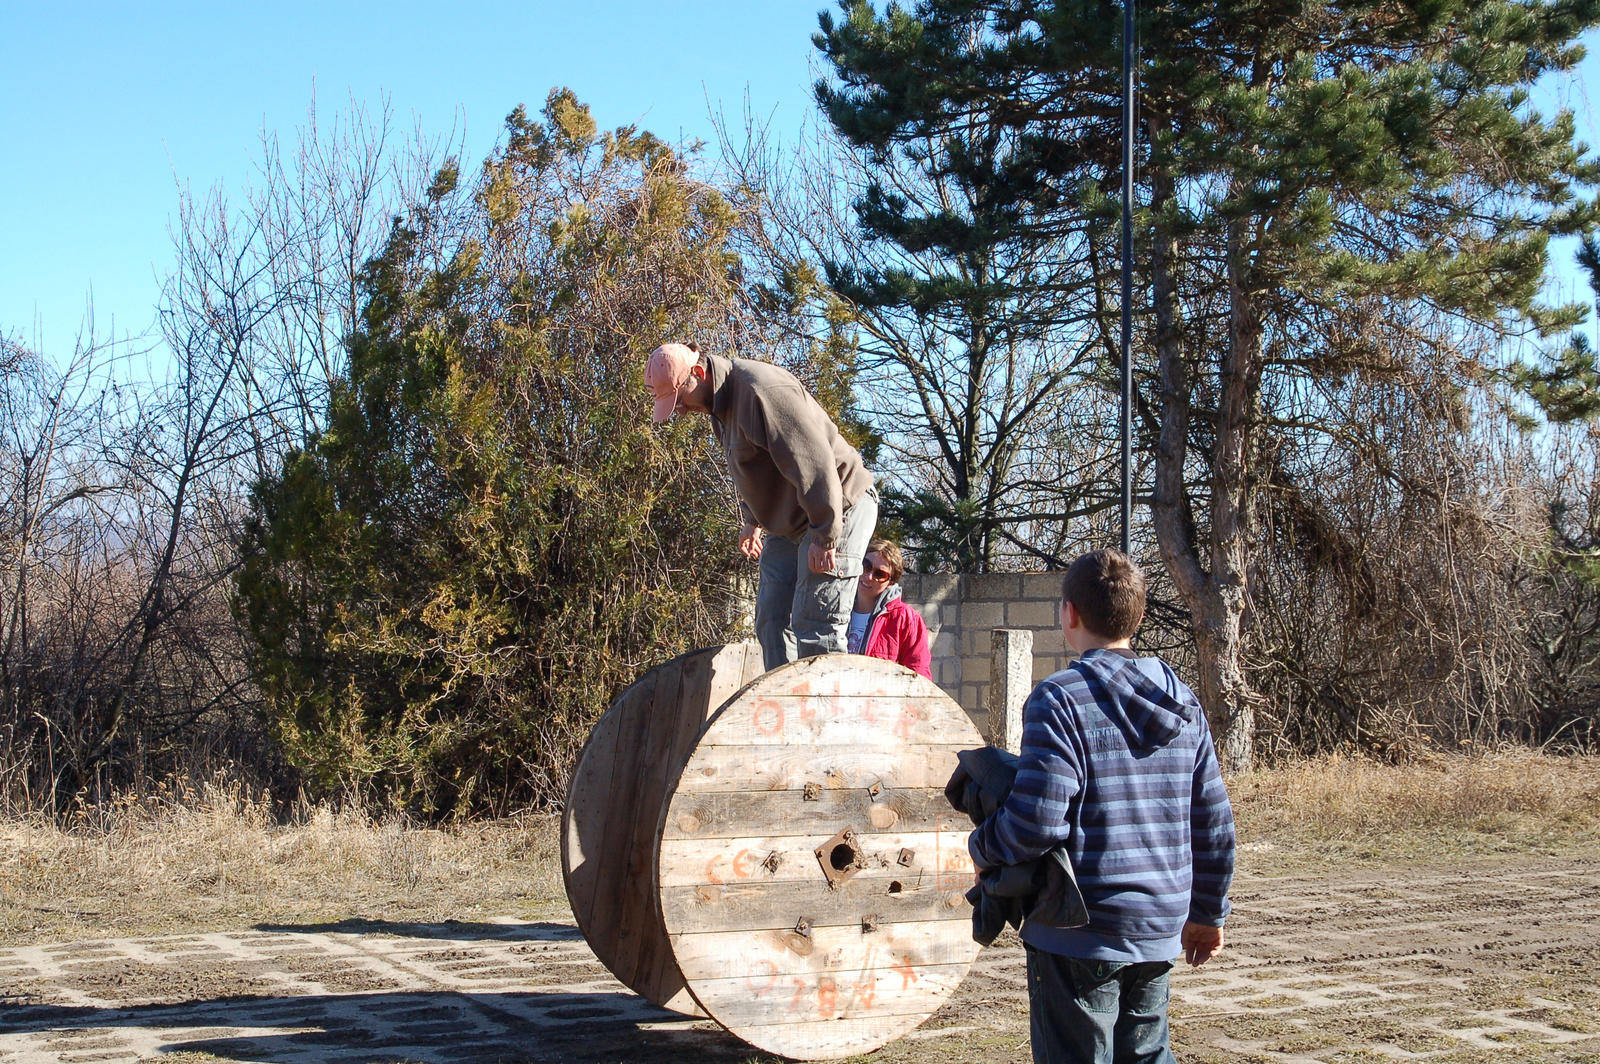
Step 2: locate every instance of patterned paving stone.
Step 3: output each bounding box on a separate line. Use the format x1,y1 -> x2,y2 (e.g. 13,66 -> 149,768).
0,859 -> 1596,1063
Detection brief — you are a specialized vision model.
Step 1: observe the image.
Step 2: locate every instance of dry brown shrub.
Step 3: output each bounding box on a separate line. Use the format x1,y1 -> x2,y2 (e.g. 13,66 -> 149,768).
4,755 -> 1596,947
0,775 -> 562,944
1231,752 -> 1600,863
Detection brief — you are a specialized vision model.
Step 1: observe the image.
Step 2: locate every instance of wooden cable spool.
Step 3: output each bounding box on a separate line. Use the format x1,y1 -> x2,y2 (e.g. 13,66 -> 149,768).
564,648 -> 984,1060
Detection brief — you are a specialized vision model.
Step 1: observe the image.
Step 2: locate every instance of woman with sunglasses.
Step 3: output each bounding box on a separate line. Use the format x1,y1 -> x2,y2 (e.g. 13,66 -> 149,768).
847,539 -> 932,680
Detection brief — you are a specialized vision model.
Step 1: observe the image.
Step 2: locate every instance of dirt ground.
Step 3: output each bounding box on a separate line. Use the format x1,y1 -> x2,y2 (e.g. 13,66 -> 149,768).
2,755 -> 1598,1064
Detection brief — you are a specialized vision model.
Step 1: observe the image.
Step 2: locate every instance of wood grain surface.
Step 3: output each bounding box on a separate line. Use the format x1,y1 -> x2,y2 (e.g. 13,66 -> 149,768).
658,654 -> 985,1060
672,743 -> 969,792
561,642 -> 764,1016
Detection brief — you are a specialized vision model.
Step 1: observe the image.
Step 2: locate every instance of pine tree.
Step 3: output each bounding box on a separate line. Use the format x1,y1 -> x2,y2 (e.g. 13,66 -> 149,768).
813,0 -> 1600,766
812,0 -> 1122,571
1140,0 -> 1599,768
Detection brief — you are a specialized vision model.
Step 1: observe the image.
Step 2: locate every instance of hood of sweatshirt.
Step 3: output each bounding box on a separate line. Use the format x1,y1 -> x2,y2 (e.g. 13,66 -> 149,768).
1073,649 -> 1200,751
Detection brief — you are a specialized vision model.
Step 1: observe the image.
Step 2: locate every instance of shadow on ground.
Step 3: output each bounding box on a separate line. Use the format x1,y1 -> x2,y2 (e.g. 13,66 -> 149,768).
0,990 -> 776,1064
251,919 -> 584,942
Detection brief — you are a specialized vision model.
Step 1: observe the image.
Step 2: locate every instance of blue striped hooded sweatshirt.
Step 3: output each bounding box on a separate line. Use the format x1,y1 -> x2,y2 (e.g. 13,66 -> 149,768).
968,648 -> 1236,961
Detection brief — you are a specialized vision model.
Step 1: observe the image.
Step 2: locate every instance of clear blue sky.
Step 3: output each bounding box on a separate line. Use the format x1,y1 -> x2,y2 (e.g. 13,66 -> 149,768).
0,1 -> 828,352
3,3 -> 1599,356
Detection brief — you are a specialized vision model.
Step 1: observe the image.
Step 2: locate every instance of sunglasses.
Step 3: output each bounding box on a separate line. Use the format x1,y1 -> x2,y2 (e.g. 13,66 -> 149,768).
861,561 -> 893,581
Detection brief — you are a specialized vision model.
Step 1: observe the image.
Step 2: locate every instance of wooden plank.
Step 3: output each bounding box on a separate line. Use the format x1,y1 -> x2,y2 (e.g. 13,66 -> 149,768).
658,829 -> 973,887
631,643 -> 762,1018
662,787 -> 956,840
578,663 -> 659,974
560,693 -> 624,920
594,655 -> 681,989
561,642 -> 760,1018
660,871 -> 973,934
693,962 -> 970,1029
668,920 -> 981,981
673,743 -> 968,793
743,654 -> 932,699
617,649 -> 696,999
697,694 -> 975,746
730,1015 -> 941,1062
628,650 -> 706,1013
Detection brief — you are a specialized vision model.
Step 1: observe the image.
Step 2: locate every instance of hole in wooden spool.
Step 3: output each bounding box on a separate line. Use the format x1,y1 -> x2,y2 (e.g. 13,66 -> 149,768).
815,827 -> 864,887
888,881 -> 903,894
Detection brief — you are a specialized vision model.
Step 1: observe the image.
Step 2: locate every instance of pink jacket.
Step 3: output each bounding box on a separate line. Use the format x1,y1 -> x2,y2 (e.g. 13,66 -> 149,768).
861,588 -> 932,680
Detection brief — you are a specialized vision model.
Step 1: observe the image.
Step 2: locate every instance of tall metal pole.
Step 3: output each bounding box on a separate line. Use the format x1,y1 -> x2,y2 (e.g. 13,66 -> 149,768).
1119,0 -> 1136,556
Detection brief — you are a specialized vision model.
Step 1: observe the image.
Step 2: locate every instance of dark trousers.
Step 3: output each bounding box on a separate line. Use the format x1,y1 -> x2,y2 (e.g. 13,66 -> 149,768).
1026,945 -> 1175,1064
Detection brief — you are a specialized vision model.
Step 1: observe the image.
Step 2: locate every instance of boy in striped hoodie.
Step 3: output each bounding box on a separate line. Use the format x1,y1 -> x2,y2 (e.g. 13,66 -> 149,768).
968,549 -> 1236,1064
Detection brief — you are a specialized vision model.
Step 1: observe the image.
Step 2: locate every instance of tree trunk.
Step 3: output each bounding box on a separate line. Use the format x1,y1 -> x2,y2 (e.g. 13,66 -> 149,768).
1193,594 -> 1254,770
1147,145 -> 1261,772
1202,216 -> 1264,771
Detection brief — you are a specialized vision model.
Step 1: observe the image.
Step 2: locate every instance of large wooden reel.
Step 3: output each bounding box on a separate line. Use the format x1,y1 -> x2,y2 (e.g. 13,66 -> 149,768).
658,654 -> 984,1060
561,642 -> 765,1016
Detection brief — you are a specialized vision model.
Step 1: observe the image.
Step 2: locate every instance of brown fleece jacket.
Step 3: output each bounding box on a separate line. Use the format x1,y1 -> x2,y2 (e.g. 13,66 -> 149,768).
703,353 -> 872,548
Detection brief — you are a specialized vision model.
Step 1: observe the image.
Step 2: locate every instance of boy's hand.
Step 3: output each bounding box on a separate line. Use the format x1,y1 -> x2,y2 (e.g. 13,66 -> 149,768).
1182,922 -> 1224,966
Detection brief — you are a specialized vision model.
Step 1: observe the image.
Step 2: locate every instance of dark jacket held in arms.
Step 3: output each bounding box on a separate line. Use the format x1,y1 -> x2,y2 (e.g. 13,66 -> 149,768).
946,745 -> 1089,946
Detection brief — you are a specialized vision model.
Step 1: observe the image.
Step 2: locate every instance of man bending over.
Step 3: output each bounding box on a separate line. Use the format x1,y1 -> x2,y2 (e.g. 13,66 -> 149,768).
646,342 -> 877,670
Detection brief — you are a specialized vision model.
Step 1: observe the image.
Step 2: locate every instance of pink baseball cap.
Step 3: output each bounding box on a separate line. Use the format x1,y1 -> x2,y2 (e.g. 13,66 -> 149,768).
645,343 -> 700,422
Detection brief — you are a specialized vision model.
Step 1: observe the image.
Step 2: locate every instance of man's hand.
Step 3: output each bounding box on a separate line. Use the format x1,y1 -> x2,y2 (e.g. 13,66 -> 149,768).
739,523 -> 765,561
1182,922 -> 1225,966
807,541 -> 837,575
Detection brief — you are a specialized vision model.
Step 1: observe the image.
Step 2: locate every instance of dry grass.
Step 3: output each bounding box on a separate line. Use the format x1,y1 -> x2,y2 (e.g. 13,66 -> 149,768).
1231,752 -> 1600,869
3,755 -> 1597,946
0,776 -> 563,945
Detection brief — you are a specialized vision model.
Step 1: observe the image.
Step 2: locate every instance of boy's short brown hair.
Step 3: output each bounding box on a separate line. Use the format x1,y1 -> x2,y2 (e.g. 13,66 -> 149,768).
1061,549 -> 1146,640
866,538 -> 905,582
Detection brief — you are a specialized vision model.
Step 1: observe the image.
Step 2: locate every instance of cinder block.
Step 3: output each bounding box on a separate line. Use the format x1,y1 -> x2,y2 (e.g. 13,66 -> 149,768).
1020,572 -> 1063,601
1033,628 -> 1066,655
965,574 -> 1019,601
941,604 -> 962,626
966,707 -> 989,735
965,628 -> 993,656
1006,599 -> 1059,628
933,631 -> 957,658
1033,657 -> 1062,682
961,683 -> 982,712
908,573 -> 962,604
961,601 -> 1004,628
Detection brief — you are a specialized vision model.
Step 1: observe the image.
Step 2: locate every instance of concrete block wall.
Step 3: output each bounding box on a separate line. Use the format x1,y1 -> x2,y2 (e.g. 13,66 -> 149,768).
900,571 -> 1068,738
